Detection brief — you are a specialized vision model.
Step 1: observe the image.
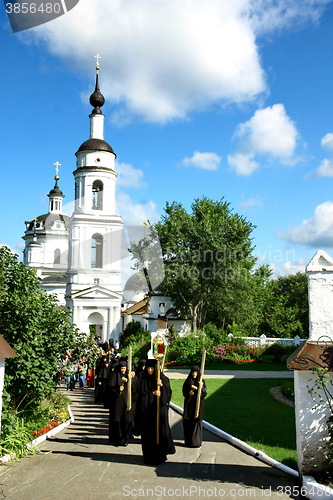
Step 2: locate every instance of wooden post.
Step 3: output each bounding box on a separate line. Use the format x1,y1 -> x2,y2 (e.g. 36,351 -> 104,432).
195,349 -> 206,419
152,334 -> 165,445
127,346 -> 132,411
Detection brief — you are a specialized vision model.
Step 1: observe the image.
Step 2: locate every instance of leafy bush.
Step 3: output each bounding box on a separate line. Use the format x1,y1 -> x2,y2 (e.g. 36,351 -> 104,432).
203,323 -> 227,345
122,321 -> 148,347
280,380 -> 294,401
122,338 -> 151,363
260,343 -> 296,363
167,332 -> 212,366
0,391 -> 71,460
0,246 -> 88,421
257,354 -> 275,363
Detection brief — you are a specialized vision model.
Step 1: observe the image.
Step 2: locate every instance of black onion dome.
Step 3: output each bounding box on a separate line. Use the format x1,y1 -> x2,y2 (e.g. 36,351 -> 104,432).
89,73 -> 105,114
76,138 -> 115,154
48,180 -> 64,197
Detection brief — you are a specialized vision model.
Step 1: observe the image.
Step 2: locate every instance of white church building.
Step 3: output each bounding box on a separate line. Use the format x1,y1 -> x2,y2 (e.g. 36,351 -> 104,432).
22,62 -> 189,342
22,63 -> 123,342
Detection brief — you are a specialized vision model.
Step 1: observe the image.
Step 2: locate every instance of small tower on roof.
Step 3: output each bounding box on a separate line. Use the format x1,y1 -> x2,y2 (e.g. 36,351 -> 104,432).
22,162 -> 69,301
48,161 -> 64,214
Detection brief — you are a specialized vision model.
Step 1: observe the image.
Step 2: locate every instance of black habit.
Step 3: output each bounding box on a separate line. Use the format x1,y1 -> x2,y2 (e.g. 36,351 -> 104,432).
182,366 -> 207,447
139,361 -> 175,465
107,362 -> 138,446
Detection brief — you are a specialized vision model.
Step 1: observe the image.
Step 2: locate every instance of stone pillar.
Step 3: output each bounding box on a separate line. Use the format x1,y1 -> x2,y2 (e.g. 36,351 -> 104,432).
296,250 -> 333,475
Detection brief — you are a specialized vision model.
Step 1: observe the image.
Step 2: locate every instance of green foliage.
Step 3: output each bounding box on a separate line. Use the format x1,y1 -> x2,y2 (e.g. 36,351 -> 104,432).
203,323 -> 228,345
259,343 -> 296,363
167,332 -> 212,365
0,246 -> 84,422
281,380 -> 294,401
122,321 -> 149,347
122,340 -> 151,364
130,197 -> 257,332
70,331 -> 100,368
0,414 -> 40,460
258,272 -> 308,338
0,391 -> 70,460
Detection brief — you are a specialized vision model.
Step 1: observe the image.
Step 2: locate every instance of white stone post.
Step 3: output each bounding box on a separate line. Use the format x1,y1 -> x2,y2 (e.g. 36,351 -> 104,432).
295,250 -> 333,475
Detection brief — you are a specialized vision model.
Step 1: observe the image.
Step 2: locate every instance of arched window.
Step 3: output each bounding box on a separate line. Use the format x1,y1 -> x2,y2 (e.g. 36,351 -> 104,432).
54,248 -> 61,264
91,233 -> 103,268
92,180 -> 103,210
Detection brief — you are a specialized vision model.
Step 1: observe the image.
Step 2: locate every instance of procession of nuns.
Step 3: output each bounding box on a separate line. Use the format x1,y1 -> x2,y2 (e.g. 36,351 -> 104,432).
94,353 -> 207,465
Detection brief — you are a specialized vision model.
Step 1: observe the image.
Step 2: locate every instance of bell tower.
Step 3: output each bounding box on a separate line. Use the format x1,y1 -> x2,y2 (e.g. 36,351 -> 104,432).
66,56 -> 123,342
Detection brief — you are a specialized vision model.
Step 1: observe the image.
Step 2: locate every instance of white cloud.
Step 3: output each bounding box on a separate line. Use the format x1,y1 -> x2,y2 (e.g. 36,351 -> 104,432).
247,0 -> 331,35
311,132 -> 333,177
228,104 -> 299,175
26,0 -> 269,124
116,162 -> 145,188
116,192 -> 160,226
23,1 -> 330,124
239,197 -> 263,210
270,261 -> 307,278
321,132 -> 333,151
313,158 -> 333,178
181,151 -> 221,171
278,201 -> 333,247
228,153 -> 258,176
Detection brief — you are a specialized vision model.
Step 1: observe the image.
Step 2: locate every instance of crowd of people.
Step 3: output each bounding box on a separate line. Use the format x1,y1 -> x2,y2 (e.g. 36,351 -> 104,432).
61,343 -> 207,466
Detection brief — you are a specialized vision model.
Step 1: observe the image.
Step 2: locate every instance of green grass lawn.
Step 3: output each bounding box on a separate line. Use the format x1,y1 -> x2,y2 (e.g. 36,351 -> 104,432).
171,378 -> 297,469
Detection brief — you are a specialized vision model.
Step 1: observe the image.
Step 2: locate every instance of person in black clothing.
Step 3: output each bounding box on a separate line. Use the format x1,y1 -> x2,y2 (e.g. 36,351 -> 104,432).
133,359 -> 146,436
135,359 -> 146,382
182,365 -> 207,448
94,356 -> 109,403
108,361 -> 138,446
139,359 -> 175,465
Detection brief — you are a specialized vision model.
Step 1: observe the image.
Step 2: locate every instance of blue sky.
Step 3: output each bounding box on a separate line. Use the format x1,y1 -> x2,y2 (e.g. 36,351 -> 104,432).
1,0 -> 333,277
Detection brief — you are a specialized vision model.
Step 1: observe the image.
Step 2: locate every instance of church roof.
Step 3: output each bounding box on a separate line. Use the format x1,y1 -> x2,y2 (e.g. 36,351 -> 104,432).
42,274 -> 67,284
26,213 -> 69,231
48,180 -> 64,197
76,138 -> 115,155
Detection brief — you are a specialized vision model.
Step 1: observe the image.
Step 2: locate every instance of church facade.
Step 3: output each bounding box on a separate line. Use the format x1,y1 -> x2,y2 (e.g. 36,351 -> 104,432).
23,64 -> 123,342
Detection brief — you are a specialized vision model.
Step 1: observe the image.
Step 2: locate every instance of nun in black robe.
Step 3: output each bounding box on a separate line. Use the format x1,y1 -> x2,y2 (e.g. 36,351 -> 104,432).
94,356 -> 109,403
133,359 -> 146,436
139,359 -> 175,465
107,361 -> 138,446
182,365 -> 207,447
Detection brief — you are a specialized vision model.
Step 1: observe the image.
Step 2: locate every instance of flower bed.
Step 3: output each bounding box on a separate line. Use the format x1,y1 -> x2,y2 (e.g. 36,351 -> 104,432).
33,421 -> 59,438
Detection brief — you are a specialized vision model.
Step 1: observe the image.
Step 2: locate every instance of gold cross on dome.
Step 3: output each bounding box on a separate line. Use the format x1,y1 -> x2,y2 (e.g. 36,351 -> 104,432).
94,53 -> 102,70
53,161 -> 61,177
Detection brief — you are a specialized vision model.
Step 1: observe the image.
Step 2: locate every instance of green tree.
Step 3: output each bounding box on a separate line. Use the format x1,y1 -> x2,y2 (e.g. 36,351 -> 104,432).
130,197 -> 257,332
0,246 -> 81,417
259,272 -> 309,338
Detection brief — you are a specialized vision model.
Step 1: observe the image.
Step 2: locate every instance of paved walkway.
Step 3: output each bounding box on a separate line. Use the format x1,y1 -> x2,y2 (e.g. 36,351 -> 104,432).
0,378 -> 301,500
164,369 -> 294,379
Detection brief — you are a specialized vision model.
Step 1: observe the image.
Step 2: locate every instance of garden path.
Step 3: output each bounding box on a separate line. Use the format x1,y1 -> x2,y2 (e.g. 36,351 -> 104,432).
0,379 -> 301,500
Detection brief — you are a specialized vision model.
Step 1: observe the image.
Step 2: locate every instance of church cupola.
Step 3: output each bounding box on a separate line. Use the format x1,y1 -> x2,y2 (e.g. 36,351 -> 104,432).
76,54 -> 115,158
48,161 -> 64,214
